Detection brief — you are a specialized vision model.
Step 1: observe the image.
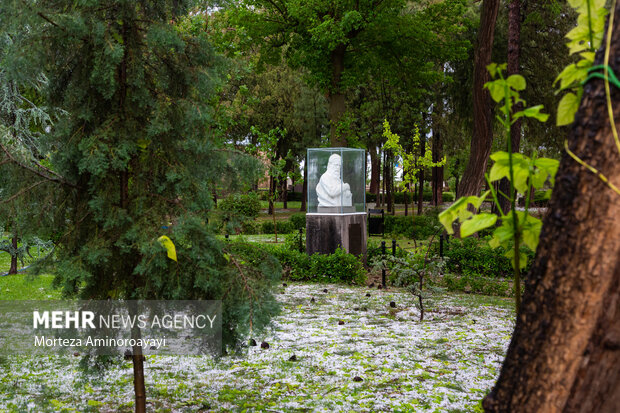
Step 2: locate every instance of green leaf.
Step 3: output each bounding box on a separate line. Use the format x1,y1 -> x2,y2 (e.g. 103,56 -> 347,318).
487,63 -> 498,78
505,249 -> 529,270
485,80 -> 505,103
489,153 -> 510,182
489,218 -> 515,250
460,213 -> 498,238
557,92 -> 580,126
438,191 -> 490,234
534,158 -> 559,177
555,63 -> 588,90
506,74 -> 526,91
521,105 -> 549,122
522,216 -> 542,251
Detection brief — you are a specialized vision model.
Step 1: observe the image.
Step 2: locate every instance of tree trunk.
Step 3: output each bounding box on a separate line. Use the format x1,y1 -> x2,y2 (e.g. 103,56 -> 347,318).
282,178 -> 288,209
418,138 -> 426,215
499,0 -> 522,214
432,103 -> 444,206
329,45 -> 347,147
9,228 -> 18,275
459,0 -> 500,197
369,146 -> 380,196
385,150 -> 394,214
268,176 -> 274,215
483,7 -> 620,410
404,182 -> 409,216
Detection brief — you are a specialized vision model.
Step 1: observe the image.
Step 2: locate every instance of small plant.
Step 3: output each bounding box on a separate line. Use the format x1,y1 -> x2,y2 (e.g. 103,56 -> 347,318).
439,64 -> 558,313
383,120 -> 446,235
371,232 -> 445,321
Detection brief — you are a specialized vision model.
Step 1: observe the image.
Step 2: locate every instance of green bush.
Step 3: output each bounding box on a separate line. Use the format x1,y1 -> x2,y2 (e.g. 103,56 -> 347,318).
284,229 -> 305,252
442,192 -> 454,202
438,237 -> 534,278
309,248 -> 366,284
219,193 -> 261,219
289,213 -> 306,229
383,213 -> 442,239
259,244 -> 365,284
260,220 -> 295,234
263,245 -> 311,281
241,221 -> 261,235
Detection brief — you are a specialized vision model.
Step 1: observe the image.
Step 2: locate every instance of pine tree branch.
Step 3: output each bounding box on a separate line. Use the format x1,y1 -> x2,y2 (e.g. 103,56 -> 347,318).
0,142 -> 78,189
0,180 -> 47,204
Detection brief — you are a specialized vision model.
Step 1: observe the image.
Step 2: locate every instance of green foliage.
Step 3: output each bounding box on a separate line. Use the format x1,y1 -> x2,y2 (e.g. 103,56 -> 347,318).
0,1 -> 279,349
442,273 -> 515,297
384,214 -> 442,240
308,248 -> 366,285
372,251 -> 445,289
261,244 -> 365,284
260,220 -> 295,235
439,66 -> 557,270
383,120 -> 446,191
438,237 -> 533,279
219,193 -> 261,220
555,0 -> 608,125
289,213 -> 306,229
284,228 -> 305,252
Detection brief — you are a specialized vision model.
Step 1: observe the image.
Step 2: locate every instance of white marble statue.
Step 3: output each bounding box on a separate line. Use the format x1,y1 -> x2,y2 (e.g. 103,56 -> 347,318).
316,154 -> 353,207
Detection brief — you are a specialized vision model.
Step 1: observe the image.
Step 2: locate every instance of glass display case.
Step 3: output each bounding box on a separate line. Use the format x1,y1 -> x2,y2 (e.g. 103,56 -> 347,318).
307,148 -> 366,214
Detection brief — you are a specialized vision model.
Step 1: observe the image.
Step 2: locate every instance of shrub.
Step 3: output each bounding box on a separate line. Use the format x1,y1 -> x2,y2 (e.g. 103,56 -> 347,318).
438,237 -> 534,278
264,245 -> 311,281
219,193 -> 261,219
241,221 -> 261,235
284,229 -> 305,252
258,244 -> 365,284
289,213 -> 306,229
442,192 -> 454,202
383,213 -> 442,239
260,220 -> 295,235
309,248 -> 366,284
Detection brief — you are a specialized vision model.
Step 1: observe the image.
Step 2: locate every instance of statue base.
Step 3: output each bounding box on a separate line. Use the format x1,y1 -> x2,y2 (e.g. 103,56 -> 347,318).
306,212 -> 367,260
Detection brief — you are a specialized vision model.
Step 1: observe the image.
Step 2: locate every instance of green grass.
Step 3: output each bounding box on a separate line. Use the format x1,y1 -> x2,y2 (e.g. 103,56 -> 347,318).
258,201 -> 302,211
0,251 -> 11,273
0,273 -> 61,300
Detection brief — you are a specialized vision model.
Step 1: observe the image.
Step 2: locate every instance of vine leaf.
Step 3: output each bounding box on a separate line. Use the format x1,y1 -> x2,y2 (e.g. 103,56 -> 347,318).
557,92 -> 581,126
460,213 -> 497,238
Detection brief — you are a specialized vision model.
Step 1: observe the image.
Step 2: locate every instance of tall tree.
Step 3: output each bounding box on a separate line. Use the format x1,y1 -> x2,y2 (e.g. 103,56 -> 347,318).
483,2 -> 620,410
5,2 -> 281,411
459,0 -> 500,197
498,0 -> 522,213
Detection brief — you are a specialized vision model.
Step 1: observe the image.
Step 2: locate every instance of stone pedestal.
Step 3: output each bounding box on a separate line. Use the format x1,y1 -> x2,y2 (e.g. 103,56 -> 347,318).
306,213 -> 367,259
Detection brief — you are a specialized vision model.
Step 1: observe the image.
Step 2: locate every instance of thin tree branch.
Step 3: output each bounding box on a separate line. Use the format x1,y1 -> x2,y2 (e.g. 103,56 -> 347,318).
0,180 -> 46,204
0,142 -> 78,189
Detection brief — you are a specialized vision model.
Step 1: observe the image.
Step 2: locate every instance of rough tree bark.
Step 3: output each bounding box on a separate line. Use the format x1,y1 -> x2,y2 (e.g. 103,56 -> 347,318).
499,0 -> 522,214
459,0 -> 500,197
370,146 -> 381,207
483,6 -> 620,411
9,228 -> 18,275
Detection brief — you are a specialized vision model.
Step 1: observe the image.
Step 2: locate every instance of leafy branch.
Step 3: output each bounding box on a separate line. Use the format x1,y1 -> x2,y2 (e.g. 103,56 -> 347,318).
439,64 -> 557,313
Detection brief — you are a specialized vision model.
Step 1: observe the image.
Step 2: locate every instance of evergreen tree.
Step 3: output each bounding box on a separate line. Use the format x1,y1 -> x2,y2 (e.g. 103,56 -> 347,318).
3,2 -> 280,411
